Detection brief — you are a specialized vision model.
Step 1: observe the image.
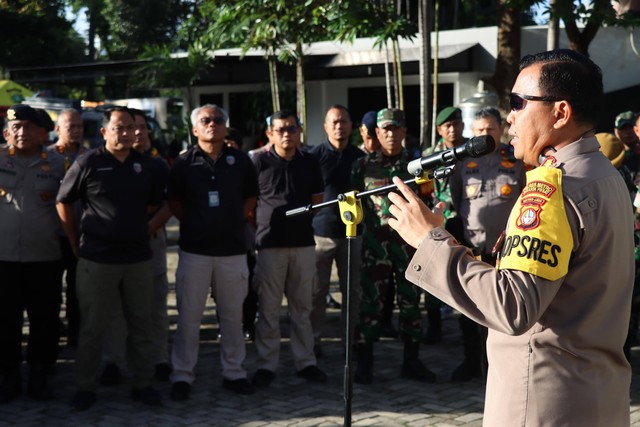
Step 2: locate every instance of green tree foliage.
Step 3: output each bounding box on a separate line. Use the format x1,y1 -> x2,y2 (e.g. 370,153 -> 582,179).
68,0 -> 193,60
0,0 -> 85,70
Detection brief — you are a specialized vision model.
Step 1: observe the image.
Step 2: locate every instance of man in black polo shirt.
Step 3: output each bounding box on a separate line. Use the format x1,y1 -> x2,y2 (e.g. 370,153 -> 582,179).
167,104 -> 259,400
251,110 -> 327,387
308,105 -> 365,357
56,107 -> 164,411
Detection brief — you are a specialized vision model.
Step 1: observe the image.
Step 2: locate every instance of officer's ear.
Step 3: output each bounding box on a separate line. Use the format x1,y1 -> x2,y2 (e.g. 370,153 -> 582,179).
552,100 -> 571,130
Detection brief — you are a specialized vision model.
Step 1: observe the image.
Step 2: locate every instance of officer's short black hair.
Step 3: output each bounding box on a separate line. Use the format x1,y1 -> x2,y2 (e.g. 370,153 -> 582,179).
268,109 -> 302,128
519,49 -> 602,127
475,107 -> 502,124
102,106 -> 135,127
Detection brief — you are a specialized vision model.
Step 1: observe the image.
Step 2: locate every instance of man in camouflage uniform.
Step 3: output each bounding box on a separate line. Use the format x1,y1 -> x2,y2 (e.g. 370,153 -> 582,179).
420,106 -> 467,344
351,108 -> 435,384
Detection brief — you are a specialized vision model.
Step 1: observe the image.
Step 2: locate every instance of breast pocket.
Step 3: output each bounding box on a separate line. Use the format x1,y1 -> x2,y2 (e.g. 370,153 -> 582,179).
494,177 -> 519,201
463,177 -> 482,200
34,175 -> 60,205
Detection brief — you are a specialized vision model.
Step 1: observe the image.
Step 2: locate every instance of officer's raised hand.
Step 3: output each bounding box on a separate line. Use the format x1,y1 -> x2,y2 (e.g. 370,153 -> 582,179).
387,176 -> 445,249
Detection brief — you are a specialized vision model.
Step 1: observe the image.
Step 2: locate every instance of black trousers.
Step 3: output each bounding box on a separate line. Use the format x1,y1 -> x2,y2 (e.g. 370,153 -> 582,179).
59,238 -> 79,341
0,261 -> 62,373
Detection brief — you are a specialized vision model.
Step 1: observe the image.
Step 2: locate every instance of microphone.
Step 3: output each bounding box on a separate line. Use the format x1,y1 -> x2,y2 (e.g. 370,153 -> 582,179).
407,135 -> 496,176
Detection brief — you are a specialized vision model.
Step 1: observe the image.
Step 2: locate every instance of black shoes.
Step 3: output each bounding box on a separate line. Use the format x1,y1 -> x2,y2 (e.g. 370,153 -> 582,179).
401,358 -> 436,383
326,294 -> 341,309
100,363 -> 123,386
296,365 -> 327,383
354,343 -> 373,384
451,362 -> 482,382
154,363 -> 172,382
131,386 -> 162,406
222,378 -> 255,395
71,390 -> 97,411
380,319 -> 398,339
0,370 -> 21,403
27,367 -> 53,401
313,344 -> 324,359
251,369 -> 275,388
170,381 -> 191,401
422,326 -> 442,345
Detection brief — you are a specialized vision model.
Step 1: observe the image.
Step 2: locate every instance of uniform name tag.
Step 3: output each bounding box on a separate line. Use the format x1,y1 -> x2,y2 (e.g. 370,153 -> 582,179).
208,191 -> 220,207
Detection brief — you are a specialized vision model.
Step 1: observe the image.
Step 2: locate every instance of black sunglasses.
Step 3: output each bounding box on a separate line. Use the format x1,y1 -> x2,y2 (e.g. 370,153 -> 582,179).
272,125 -> 299,135
199,116 -> 226,125
510,93 -> 562,112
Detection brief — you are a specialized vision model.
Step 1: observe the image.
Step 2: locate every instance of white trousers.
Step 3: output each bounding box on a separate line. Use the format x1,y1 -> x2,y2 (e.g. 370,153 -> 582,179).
253,246 -> 317,372
170,250 -> 248,383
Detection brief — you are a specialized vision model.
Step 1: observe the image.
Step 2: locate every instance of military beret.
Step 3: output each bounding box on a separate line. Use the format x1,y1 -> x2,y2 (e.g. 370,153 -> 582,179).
361,110 -> 378,136
6,104 -> 40,124
436,106 -> 462,126
35,109 -> 54,132
596,132 -> 625,169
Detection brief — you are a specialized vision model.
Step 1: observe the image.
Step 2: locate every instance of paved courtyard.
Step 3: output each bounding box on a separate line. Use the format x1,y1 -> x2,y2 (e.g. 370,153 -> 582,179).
3,238 -> 640,426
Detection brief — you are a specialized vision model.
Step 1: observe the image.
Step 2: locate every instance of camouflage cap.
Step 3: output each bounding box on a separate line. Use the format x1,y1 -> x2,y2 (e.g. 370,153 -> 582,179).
436,106 -> 462,126
377,108 -> 405,128
615,111 -> 636,129
6,104 -> 40,124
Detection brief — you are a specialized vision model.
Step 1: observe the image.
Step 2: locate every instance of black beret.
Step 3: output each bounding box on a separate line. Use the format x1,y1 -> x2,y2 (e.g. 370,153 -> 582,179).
6,104 -> 40,124
35,109 -> 54,131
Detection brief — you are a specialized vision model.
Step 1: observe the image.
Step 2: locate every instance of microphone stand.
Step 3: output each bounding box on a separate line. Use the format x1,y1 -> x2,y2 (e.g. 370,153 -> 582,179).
286,166 -> 454,427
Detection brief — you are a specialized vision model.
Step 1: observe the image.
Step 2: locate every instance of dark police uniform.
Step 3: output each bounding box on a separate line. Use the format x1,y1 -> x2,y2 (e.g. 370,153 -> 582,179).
447,143 -> 526,380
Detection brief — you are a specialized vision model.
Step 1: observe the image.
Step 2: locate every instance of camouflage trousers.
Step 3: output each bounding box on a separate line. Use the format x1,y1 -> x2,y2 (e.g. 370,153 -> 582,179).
358,226 -> 422,344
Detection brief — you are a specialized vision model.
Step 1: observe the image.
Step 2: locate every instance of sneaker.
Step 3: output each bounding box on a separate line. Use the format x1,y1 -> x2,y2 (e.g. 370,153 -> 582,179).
154,363 -> 172,382
251,369 -> 275,388
70,390 -> 97,411
296,365 -> 327,383
169,381 -> 191,401
131,386 -> 162,406
222,378 -> 255,395
99,363 -> 122,386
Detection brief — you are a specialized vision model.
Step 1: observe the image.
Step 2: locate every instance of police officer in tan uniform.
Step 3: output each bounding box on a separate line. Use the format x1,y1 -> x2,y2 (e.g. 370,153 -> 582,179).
448,107 -> 526,381
387,50 -> 634,426
0,105 -> 66,402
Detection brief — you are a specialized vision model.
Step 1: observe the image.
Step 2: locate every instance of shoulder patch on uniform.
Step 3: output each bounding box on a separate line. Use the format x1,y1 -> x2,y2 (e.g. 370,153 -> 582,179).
498,167 -> 573,281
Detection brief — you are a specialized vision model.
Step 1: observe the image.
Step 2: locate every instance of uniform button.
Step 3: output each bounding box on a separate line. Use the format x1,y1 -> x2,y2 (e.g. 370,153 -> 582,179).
588,199 -> 596,208
412,264 -> 421,272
